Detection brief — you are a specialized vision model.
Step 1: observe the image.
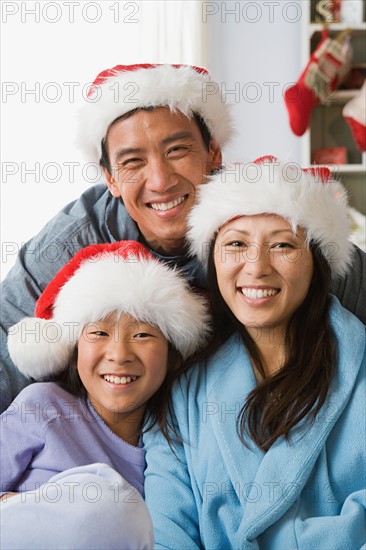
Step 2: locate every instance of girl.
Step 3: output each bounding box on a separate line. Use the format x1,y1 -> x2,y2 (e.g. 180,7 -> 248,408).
1,240 -> 210,550
143,158 -> 366,549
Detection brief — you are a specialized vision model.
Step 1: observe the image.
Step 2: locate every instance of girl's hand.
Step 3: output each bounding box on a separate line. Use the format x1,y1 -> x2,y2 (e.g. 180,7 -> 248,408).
0,492 -> 18,502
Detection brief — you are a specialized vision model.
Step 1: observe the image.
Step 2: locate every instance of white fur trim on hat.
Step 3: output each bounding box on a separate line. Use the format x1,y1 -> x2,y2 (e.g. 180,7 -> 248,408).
76,64 -> 234,164
187,161 -> 353,277
8,253 -> 211,379
8,318 -> 73,380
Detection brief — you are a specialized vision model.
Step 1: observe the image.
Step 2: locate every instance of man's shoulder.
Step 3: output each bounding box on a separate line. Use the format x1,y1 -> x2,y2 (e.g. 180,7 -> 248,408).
22,184 -> 139,260
331,244 -> 366,324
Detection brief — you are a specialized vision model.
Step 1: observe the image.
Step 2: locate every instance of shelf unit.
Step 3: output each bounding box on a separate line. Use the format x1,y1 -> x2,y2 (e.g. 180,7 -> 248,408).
302,1 -> 366,214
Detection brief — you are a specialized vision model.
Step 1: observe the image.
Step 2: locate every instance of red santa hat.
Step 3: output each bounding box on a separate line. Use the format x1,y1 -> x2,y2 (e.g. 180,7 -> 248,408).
76,63 -> 233,164
187,156 -> 353,277
8,241 -> 211,379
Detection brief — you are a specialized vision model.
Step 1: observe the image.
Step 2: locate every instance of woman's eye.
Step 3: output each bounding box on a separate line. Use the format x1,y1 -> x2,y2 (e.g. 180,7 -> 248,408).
225,241 -> 246,247
90,330 -> 108,337
273,242 -> 295,249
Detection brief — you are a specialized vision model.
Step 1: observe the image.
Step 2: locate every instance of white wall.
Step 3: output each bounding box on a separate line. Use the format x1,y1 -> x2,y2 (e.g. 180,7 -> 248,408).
1,0 -> 207,280
205,0 -> 304,164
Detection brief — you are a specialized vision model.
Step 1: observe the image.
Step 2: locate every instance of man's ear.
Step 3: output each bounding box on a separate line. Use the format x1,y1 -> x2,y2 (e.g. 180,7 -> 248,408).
102,167 -> 121,198
208,139 -> 222,173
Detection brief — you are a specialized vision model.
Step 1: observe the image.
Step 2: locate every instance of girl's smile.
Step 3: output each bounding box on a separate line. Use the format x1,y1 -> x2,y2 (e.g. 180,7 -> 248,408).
77,312 -> 169,440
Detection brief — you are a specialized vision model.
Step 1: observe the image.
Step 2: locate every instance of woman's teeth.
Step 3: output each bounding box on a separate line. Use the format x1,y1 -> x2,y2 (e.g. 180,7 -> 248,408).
103,375 -> 137,385
241,288 -> 279,299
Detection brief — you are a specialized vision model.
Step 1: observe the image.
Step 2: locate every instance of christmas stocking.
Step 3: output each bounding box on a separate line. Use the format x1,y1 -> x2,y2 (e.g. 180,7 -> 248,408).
343,81 -> 366,152
284,29 -> 353,137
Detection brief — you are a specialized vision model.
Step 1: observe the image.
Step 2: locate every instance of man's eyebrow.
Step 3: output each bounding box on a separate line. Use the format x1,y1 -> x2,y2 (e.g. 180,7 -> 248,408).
113,132 -> 195,161
161,131 -> 195,146
114,147 -> 144,161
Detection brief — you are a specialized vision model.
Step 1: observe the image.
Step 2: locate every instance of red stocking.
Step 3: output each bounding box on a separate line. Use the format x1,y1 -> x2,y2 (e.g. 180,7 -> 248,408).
343,81 -> 366,152
284,29 -> 352,137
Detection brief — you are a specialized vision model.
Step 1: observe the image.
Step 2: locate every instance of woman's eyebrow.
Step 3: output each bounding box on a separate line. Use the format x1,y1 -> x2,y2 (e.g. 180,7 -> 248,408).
220,228 -> 297,237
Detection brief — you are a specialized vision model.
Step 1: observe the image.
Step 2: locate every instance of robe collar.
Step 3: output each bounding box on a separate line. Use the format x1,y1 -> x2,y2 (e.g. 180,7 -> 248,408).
205,297 -> 365,541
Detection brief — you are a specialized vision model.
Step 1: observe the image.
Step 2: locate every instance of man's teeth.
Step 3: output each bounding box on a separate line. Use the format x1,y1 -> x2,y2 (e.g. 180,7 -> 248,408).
150,196 -> 186,211
241,288 -> 278,299
104,375 -> 137,385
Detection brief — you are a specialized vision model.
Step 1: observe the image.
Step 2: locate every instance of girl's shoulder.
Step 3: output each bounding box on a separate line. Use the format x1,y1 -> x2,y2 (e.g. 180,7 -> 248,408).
9,382 -> 81,418
15,381 -> 72,400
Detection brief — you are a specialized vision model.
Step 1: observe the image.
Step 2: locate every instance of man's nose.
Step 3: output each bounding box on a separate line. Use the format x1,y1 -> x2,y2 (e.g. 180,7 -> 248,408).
145,158 -> 179,193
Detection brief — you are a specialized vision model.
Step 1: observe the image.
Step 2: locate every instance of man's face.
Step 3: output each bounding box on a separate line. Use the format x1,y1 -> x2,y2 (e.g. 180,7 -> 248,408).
102,107 -> 222,255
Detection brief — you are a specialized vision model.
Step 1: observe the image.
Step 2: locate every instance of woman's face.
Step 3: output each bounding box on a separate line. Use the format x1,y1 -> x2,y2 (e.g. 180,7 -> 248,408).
214,214 -> 314,338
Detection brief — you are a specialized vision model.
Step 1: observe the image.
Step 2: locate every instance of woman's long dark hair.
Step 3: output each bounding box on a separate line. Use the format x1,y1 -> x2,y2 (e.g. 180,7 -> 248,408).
174,240 -> 337,452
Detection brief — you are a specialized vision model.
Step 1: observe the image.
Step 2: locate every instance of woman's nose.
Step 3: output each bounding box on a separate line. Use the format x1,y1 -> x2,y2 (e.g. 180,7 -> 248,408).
242,244 -> 273,278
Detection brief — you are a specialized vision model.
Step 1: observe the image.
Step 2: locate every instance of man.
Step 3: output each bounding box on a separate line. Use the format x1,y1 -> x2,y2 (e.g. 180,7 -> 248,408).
1,63 -> 365,413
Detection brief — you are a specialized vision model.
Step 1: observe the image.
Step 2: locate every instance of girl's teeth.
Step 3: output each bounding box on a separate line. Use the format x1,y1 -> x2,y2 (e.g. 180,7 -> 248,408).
103,375 -> 137,385
241,288 -> 278,299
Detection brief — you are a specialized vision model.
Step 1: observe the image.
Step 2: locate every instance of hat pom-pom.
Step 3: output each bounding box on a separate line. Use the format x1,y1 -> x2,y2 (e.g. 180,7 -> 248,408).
7,318 -> 72,379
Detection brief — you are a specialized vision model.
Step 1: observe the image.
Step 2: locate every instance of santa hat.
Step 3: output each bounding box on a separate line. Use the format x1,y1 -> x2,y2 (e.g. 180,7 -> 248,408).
187,156 -> 353,277
8,241 -> 211,379
76,63 -> 233,164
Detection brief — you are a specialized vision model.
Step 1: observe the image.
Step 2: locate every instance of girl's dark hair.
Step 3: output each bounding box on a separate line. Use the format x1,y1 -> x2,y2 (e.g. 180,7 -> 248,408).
176,240 -> 337,452
51,341 -> 181,444
100,109 -> 212,174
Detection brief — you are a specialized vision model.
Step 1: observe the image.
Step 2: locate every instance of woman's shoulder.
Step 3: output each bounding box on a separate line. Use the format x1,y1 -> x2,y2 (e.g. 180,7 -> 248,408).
174,332 -> 246,396
329,295 -> 365,354
329,294 -> 365,330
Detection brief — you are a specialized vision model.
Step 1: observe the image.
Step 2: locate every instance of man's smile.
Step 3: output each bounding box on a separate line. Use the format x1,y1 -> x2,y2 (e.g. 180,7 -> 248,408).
148,194 -> 188,211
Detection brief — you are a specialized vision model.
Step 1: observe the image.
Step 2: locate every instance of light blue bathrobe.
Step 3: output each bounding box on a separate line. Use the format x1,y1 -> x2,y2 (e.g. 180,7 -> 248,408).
144,298 -> 366,549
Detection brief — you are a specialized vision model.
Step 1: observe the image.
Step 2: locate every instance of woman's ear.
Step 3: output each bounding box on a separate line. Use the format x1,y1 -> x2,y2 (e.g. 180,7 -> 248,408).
208,139 -> 223,173
102,167 -> 122,198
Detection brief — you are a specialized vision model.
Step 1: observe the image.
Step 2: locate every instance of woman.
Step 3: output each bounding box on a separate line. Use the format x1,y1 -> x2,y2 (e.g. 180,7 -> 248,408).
143,157 -> 366,549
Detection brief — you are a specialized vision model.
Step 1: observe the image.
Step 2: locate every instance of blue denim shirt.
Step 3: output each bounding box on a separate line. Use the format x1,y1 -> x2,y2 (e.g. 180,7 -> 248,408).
1,184 -> 365,413
0,184 -> 206,412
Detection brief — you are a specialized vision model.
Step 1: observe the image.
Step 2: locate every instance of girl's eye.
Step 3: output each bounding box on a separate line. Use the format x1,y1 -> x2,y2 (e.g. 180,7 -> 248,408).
134,332 -> 153,339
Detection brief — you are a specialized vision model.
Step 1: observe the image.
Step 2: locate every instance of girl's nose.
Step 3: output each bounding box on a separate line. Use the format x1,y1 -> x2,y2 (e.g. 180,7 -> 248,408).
105,339 -> 135,364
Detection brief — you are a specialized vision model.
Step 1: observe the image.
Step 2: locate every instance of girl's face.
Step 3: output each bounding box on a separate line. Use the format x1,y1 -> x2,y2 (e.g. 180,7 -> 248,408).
77,312 -> 169,431
214,214 -> 314,339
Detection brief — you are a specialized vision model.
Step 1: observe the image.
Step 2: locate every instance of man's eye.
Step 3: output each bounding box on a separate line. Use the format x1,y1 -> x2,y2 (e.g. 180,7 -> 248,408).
168,146 -> 189,156
119,158 -> 144,169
